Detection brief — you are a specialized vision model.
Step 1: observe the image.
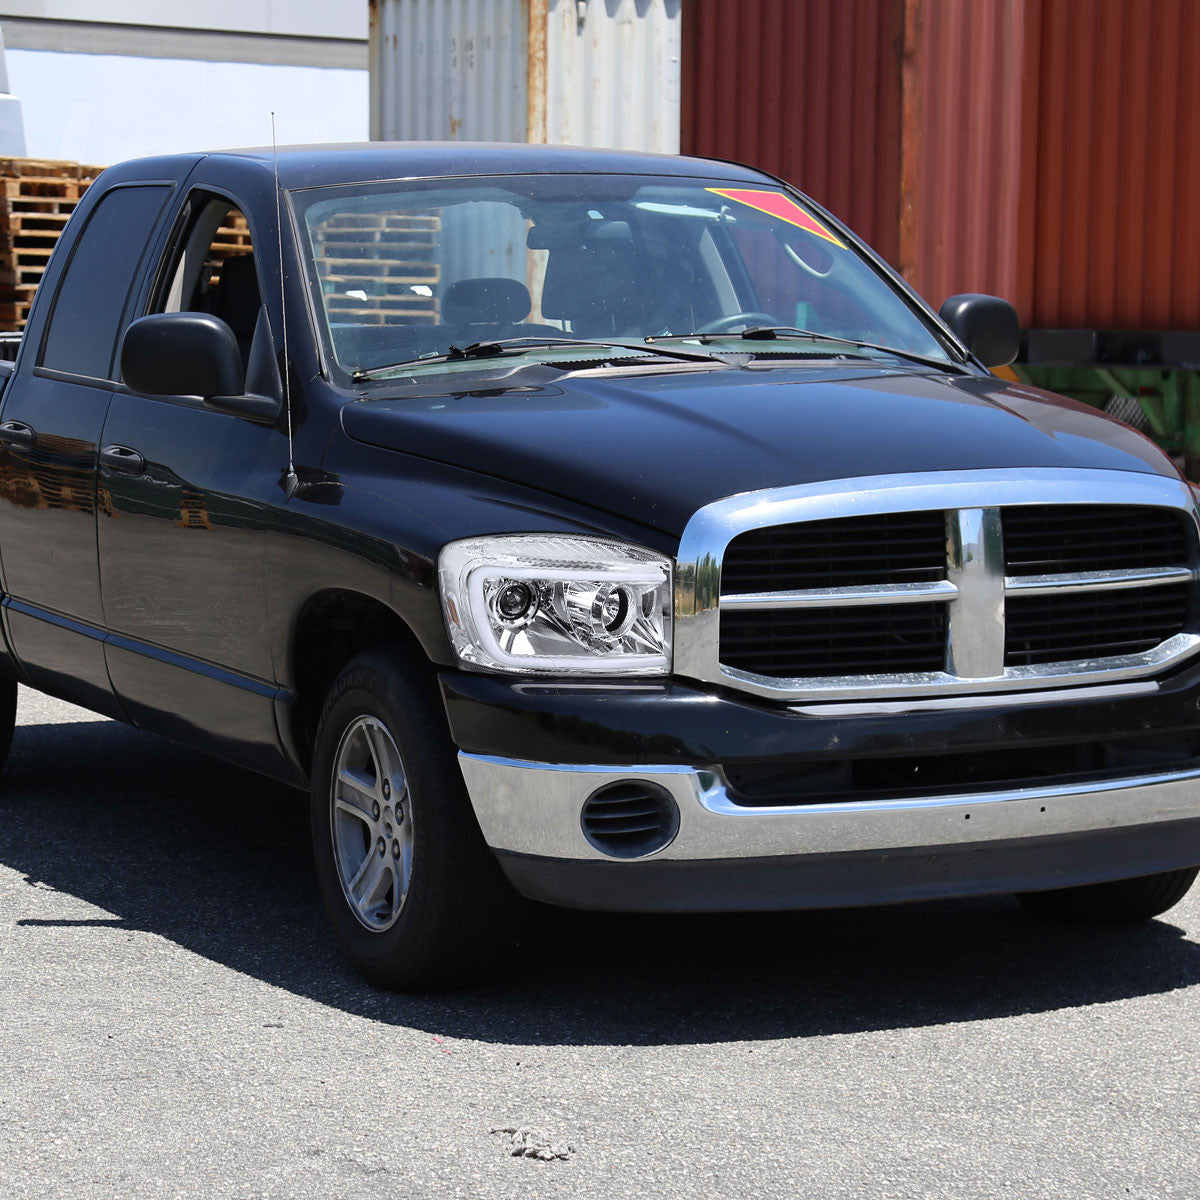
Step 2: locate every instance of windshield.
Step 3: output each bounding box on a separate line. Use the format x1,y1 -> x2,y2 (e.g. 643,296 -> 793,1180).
292,173 -> 953,378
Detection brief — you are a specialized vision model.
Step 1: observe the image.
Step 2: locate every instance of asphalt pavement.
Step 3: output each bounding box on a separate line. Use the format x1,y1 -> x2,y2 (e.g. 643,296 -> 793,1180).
1,687 -> 1198,1199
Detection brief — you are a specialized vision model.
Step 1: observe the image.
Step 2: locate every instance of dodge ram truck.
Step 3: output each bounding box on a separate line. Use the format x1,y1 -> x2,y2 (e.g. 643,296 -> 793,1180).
0,143 -> 1196,989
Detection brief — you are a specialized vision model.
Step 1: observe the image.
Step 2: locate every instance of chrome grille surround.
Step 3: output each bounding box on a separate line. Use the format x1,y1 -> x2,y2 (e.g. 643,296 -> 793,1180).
674,468 -> 1200,701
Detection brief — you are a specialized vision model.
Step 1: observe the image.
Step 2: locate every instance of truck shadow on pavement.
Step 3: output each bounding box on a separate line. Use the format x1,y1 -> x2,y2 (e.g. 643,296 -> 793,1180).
3,715 -> 1200,1047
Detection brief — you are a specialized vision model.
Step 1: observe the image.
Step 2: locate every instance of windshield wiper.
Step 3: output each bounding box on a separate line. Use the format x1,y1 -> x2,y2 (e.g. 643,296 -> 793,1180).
351,336 -> 720,380
645,326 -> 965,372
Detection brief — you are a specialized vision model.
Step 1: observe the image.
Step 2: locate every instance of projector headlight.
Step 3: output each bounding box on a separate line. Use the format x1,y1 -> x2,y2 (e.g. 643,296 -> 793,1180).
438,534 -> 672,675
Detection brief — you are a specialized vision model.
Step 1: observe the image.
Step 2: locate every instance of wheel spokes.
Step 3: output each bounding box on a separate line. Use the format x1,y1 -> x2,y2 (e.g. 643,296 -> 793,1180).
364,721 -> 394,784
330,714 -> 414,933
336,765 -> 378,821
353,853 -> 389,917
345,843 -> 376,892
391,779 -> 409,820
396,838 -> 414,912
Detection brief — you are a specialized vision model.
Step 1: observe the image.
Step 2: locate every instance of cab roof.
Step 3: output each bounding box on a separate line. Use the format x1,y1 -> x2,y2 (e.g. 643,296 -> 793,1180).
100,141 -> 777,192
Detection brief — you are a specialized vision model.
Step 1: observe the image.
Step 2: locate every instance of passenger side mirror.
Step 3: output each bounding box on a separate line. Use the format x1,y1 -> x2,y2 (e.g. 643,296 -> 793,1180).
938,294 -> 1020,368
119,311 -> 282,423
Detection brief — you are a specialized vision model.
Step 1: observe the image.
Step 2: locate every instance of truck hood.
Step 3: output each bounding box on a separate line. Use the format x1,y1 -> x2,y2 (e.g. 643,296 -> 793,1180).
341,363 -> 1177,537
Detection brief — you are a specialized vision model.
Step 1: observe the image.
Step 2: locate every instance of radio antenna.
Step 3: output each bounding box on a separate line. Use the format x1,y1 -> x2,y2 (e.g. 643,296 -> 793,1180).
272,112 -> 299,501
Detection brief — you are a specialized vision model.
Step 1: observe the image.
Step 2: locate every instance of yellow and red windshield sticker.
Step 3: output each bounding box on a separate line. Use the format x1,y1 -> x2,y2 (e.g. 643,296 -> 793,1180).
707,188 -> 846,249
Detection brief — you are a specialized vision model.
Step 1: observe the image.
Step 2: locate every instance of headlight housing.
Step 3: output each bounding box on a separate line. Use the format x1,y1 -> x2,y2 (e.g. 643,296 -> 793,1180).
438,534 -> 672,674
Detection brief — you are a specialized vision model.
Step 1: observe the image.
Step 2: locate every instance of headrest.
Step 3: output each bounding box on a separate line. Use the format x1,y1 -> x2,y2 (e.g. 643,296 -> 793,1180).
441,277 -> 531,325
213,253 -> 261,338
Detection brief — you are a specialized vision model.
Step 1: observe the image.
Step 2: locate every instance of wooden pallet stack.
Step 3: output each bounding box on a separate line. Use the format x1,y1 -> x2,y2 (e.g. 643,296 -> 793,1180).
211,210 -> 254,263
312,213 -> 440,325
0,159 -> 261,332
0,158 -> 106,330
202,209 -> 256,291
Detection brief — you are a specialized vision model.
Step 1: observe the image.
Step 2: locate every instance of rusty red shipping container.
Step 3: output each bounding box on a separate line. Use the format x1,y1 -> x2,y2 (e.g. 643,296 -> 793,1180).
682,0 -> 1200,334
683,0 -> 904,265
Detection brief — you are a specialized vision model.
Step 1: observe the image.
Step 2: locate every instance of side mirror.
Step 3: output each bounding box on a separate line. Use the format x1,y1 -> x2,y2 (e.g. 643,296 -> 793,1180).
938,294 -> 1020,368
119,311 -> 282,423
121,312 -> 244,398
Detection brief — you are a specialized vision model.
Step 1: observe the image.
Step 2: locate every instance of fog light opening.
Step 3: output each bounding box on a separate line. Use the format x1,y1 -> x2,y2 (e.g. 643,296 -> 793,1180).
580,780 -> 680,859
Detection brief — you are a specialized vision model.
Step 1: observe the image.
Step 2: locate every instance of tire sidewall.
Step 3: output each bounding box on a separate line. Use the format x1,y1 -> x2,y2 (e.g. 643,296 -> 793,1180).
309,654 -> 462,979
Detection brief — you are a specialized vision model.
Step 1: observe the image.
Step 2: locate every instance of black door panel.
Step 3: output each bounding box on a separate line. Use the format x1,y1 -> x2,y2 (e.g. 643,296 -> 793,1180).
98,392 -> 289,773
0,372 -> 122,714
0,182 -> 173,714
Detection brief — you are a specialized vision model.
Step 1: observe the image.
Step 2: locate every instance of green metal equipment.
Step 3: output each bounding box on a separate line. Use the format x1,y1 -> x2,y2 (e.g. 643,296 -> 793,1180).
1013,331 -> 1200,479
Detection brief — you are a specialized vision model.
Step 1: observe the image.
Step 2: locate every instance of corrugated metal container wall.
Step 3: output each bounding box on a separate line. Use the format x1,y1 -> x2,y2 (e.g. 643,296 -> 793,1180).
369,0 -> 681,152
1027,0 -> 1200,331
681,0 -> 904,265
683,0 -> 1200,333
904,0 -> 1026,313
545,0 -> 681,152
369,0 -> 530,142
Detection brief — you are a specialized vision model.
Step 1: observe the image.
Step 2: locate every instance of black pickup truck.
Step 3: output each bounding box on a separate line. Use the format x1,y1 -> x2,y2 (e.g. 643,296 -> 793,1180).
0,142 -> 1197,988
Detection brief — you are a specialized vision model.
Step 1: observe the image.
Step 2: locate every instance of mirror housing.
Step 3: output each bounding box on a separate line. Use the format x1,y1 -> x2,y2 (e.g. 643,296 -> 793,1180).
119,311 -> 282,423
938,294 -> 1020,368
120,312 -> 245,398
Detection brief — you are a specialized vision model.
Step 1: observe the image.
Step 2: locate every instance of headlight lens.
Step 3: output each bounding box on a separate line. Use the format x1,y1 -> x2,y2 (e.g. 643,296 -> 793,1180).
438,535 -> 672,674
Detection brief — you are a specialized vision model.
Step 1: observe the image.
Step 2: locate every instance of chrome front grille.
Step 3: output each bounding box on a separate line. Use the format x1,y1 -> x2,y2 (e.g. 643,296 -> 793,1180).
674,469 -> 1200,700
720,511 -> 951,677
721,510 -> 949,590
721,600 -> 948,678
1002,504 -> 1190,574
1004,584 -> 1192,666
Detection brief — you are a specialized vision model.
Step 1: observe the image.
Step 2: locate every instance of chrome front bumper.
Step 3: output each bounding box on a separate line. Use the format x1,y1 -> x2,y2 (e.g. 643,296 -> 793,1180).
457,753 -> 1200,911
457,753 -> 1200,863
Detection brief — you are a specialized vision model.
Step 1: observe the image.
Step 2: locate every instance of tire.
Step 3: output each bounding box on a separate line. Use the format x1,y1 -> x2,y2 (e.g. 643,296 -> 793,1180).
1017,866 -> 1199,924
0,677 -> 15,772
309,647 -> 517,990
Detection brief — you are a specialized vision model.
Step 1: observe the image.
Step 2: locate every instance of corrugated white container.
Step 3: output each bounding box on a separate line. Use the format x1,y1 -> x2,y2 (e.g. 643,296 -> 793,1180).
369,0 -> 681,152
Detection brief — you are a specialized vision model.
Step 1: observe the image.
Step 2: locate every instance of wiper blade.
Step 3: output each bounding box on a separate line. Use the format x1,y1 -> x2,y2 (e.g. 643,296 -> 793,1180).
351,343 -> 502,379
352,336 -> 720,379
744,326 -> 961,370
458,336 -> 723,363
646,326 -> 963,371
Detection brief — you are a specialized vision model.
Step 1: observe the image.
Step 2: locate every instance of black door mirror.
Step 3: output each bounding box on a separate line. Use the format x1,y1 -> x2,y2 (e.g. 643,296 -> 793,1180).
120,312 -> 245,398
938,294 -> 1020,368
119,311 -> 282,422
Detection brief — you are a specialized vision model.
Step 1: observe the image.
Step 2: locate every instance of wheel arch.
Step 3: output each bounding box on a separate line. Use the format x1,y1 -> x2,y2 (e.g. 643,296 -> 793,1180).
286,588 -> 438,777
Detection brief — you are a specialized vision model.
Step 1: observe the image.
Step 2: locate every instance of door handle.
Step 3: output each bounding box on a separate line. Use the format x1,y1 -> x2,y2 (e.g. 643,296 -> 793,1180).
0,420 -> 35,449
99,444 -> 145,476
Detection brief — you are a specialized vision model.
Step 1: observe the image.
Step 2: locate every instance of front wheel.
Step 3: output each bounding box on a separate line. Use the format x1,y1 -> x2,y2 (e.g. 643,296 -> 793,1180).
310,648 -> 517,990
1017,866 -> 1199,924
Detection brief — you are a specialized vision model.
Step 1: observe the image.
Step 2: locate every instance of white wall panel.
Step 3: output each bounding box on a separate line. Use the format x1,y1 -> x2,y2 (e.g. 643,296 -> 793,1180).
7,49 -> 368,163
0,0 -> 368,40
